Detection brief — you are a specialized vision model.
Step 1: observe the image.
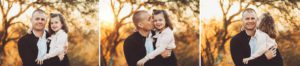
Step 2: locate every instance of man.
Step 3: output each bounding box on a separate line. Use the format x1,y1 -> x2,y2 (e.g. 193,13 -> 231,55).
230,8 -> 283,66
18,9 -> 60,66
123,10 -> 167,66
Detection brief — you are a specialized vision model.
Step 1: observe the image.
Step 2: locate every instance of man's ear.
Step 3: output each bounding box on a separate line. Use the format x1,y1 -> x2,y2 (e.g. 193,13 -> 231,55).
30,17 -> 33,23
138,23 -> 143,29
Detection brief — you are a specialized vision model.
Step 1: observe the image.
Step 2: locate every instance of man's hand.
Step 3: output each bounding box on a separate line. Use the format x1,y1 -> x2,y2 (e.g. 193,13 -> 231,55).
265,46 -> 277,60
161,49 -> 172,58
137,57 -> 149,66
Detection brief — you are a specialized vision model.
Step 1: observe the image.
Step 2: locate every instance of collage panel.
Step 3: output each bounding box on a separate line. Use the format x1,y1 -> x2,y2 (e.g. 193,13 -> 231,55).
0,0 -> 99,66
201,0 -> 300,66
100,0 -> 199,66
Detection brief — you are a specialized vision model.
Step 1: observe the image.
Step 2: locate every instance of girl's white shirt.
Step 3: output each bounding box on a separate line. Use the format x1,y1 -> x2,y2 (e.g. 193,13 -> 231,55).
248,29 -> 277,60
45,29 -> 68,61
145,27 -> 176,59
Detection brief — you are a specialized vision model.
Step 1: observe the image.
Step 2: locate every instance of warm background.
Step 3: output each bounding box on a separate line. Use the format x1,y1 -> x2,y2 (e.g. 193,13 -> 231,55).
0,0 -> 99,66
100,0 -> 199,66
201,0 -> 300,66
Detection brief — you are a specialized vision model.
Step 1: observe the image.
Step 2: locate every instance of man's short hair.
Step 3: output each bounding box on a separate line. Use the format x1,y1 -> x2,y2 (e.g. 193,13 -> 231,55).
32,8 -> 46,16
132,10 -> 148,29
242,8 -> 257,19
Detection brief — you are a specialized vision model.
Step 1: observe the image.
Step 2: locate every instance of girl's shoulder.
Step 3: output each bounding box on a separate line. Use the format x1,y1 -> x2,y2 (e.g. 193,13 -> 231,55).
162,27 -> 174,34
56,30 -> 68,37
256,29 -> 270,39
257,30 -> 267,35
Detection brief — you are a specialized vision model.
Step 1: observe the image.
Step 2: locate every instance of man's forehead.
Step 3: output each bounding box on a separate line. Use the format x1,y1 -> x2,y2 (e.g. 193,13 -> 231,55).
243,12 -> 256,17
32,12 -> 47,17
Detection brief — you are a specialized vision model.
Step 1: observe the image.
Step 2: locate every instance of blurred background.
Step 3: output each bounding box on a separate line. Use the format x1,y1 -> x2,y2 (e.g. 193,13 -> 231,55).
0,0 -> 99,66
100,0 -> 199,66
200,0 -> 300,66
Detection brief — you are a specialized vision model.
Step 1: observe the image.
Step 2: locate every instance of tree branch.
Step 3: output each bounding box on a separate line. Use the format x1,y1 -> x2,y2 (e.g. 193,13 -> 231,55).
0,0 -> 6,19
228,1 -> 251,24
225,0 -> 233,15
116,1 -> 123,18
119,2 -> 143,24
9,22 -> 27,27
7,2 -> 35,24
6,1 -> 13,16
111,0 -> 117,22
219,0 -> 226,16
231,19 -> 240,23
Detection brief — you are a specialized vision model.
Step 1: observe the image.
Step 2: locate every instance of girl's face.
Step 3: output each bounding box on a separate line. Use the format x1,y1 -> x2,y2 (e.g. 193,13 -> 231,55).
153,13 -> 166,30
50,16 -> 63,32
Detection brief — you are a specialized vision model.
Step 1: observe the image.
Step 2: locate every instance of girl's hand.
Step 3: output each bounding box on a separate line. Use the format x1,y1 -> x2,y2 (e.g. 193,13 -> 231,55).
35,55 -> 48,65
243,58 -> 251,64
137,57 -> 149,66
161,49 -> 172,58
265,47 -> 276,60
35,57 -> 44,65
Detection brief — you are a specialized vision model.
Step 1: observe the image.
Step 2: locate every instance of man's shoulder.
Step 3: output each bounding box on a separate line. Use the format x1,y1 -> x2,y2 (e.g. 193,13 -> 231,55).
230,31 -> 245,45
232,31 -> 244,41
124,32 -> 137,45
18,33 -> 31,46
19,34 -> 31,41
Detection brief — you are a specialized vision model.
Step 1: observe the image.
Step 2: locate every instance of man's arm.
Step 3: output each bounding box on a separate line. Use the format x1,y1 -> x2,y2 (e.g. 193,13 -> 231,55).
18,38 -> 34,66
123,40 -> 138,66
230,38 -> 245,66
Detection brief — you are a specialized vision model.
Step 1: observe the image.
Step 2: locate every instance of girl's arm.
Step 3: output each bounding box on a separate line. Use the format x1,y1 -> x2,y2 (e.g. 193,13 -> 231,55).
248,33 -> 268,60
166,31 -> 176,50
145,29 -> 174,59
266,36 -> 277,49
43,31 -> 68,60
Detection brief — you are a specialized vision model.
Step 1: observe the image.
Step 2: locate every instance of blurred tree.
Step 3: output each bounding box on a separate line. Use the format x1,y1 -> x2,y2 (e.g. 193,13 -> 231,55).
0,1 -> 37,64
101,0 -> 144,66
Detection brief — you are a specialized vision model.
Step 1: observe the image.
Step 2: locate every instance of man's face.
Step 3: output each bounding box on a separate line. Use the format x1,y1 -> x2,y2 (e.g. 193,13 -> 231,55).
31,12 -> 47,31
138,13 -> 153,31
242,12 -> 257,30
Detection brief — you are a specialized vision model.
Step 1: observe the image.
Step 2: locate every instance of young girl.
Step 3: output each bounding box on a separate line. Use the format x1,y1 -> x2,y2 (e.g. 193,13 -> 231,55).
137,9 -> 177,66
243,13 -> 278,64
35,13 -> 70,66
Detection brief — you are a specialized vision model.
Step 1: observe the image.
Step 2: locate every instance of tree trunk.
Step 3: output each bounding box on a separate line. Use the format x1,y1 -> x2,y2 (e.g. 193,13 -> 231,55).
0,20 -> 9,65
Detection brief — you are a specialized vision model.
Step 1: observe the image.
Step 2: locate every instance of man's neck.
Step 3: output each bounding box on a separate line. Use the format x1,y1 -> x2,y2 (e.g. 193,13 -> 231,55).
245,29 -> 256,37
138,29 -> 150,37
32,30 -> 44,38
